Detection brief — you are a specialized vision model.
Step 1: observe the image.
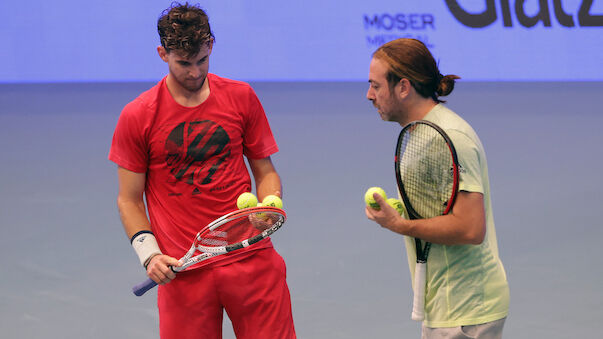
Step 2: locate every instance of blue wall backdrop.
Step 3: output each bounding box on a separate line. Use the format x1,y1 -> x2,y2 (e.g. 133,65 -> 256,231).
2,2 -> 603,338
1,0 -> 602,82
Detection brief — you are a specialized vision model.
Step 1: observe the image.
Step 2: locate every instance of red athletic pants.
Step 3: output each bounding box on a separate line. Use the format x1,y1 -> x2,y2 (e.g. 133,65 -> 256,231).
158,248 -> 296,339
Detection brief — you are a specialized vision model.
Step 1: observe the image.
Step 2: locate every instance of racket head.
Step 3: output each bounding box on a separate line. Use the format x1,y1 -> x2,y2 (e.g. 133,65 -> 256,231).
194,206 -> 286,254
395,120 -> 460,220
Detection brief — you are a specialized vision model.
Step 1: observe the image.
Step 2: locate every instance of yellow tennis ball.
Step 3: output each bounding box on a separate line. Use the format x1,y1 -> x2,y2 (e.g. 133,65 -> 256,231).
386,198 -> 406,215
237,192 -> 258,209
364,187 -> 387,210
254,202 -> 268,219
262,195 -> 283,209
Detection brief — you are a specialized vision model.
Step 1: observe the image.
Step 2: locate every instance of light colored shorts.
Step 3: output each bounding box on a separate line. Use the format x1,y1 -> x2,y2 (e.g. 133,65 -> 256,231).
422,317 -> 506,339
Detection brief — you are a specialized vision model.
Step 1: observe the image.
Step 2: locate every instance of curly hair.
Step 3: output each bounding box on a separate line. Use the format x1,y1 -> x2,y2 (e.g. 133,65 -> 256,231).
373,39 -> 460,103
157,2 -> 214,58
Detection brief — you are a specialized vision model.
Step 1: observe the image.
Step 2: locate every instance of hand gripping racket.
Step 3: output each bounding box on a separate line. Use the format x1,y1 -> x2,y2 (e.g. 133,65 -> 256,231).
132,206 -> 286,296
394,120 -> 459,321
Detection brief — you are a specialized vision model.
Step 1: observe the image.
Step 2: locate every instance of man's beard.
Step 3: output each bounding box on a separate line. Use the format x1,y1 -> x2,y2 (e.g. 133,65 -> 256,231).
179,77 -> 205,92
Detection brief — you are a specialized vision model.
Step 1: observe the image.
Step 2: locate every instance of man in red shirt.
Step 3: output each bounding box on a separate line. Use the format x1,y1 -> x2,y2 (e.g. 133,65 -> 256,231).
109,3 -> 296,338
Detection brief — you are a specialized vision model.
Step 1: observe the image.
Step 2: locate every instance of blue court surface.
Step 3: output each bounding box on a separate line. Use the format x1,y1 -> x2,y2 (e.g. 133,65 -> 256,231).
1,81 -> 602,338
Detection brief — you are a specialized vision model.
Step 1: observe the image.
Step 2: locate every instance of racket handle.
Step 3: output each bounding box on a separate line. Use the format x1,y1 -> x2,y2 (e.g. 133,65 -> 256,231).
411,262 -> 427,321
132,278 -> 158,296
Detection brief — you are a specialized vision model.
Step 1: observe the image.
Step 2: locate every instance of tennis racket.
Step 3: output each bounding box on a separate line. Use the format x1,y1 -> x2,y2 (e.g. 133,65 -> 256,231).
132,206 -> 286,296
394,120 -> 459,321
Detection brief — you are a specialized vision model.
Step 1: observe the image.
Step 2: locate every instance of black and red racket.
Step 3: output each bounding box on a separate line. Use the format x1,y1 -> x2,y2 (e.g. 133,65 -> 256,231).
395,120 -> 459,321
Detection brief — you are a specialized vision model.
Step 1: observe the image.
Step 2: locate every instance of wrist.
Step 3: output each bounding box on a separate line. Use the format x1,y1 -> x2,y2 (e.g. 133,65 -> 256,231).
392,216 -> 411,236
130,230 -> 162,268
143,253 -> 161,269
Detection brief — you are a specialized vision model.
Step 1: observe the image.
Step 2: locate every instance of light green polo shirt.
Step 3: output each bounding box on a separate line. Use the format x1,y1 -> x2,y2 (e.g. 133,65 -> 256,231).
402,103 -> 509,327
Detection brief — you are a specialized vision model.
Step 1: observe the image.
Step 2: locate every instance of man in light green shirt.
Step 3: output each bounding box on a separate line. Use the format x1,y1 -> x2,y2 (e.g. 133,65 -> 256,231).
365,38 -> 509,338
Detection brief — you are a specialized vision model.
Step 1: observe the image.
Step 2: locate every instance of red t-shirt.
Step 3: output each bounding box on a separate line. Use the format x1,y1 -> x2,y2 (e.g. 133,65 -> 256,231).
109,74 -> 279,268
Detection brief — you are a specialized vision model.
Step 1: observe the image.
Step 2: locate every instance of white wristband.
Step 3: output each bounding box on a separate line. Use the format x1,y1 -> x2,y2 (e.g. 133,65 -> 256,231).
131,231 -> 162,268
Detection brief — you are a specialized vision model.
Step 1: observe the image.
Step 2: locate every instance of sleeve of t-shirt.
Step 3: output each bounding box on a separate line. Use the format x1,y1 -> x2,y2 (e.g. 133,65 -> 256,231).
108,99 -> 149,173
448,130 -> 484,194
242,87 -> 279,159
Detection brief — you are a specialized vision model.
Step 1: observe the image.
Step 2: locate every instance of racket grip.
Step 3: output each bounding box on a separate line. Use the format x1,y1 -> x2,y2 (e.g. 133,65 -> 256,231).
411,262 -> 427,321
132,278 -> 158,296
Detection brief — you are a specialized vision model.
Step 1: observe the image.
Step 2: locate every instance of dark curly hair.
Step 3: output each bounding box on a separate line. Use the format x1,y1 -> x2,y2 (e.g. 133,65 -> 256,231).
157,2 -> 214,58
373,39 -> 460,103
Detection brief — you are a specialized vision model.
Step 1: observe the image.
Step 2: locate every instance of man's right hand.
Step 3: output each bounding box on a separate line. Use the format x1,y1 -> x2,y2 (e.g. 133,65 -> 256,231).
146,254 -> 182,285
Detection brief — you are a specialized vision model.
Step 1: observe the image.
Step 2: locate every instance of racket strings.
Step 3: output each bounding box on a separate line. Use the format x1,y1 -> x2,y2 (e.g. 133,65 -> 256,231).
399,125 -> 455,219
196,211 -> 284,250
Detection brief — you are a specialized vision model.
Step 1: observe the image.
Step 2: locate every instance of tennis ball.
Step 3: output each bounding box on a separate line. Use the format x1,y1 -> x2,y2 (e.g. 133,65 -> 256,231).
262,195 -> 283,209
236,192 -> 258,209
387,198 -> 406,216
364,187 -> 387,210
254,202 -> 268,220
